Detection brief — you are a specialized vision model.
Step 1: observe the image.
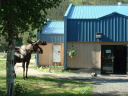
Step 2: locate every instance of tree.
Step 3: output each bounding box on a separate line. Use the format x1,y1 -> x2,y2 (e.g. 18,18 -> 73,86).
0,0 -> 62,96
46,0 -> 70,20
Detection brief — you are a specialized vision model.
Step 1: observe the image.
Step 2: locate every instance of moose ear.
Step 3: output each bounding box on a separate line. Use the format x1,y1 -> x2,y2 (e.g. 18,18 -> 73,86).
27,39 -> 33,44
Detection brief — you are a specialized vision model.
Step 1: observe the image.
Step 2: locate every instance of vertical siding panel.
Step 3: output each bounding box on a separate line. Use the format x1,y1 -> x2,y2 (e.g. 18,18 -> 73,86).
90,21 -> 93,41
93,21 -> 96,41
126,19 -> 128,41
113,16 -> 115,41
114,16 -> 116,41
68,20 -> 71,41
119,16 -> 122,41
77,21 -> 80,41
123,18 -> 125,41
120,16 -> 124,41
95,21 -> 98,41
110,18 -> 112,40
81,21 -> 83,41
100,20 -> 102,39
87,21 -> 89,41
123,18 -> 127,41
92,21 -> 94,41
116,16 -> 119,41
79,21 -> 81,41
78,21 -> 80,41
97,21 -> 100,41
84,21 -> 86,41
106,19 -> 109,38
103,19 -> 106,38
75,20 -> 78,41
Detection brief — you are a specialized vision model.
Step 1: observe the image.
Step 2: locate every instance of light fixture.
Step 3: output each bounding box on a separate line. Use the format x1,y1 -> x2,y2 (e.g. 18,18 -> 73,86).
96,33 -> 102,39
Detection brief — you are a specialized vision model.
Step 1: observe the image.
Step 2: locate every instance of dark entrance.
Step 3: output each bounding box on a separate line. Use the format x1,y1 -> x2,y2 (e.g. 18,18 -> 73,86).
101,45 -> 127,74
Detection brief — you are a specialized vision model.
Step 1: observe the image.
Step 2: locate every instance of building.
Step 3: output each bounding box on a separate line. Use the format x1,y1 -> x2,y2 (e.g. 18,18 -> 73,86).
37,21 -> 64,66
64,4 -> 128,74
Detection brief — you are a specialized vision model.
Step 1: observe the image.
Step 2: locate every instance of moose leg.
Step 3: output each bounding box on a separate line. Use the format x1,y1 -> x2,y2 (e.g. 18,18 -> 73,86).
22,62 -> 25,80
25,61 -> 29,79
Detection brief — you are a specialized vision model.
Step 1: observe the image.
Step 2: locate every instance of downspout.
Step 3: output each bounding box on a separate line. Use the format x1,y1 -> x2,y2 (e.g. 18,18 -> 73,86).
64,3 -> 73,69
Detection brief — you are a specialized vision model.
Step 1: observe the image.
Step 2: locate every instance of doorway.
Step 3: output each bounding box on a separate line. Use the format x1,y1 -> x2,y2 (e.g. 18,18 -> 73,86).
53,45 -> 61,63
101,45 -> 127,74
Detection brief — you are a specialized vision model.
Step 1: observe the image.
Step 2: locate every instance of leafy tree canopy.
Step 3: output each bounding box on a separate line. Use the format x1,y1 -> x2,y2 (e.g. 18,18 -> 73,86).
0,0 -> 62,41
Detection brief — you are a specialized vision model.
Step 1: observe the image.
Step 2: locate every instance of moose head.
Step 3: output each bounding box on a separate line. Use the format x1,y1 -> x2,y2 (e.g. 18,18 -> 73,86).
27,39 -> 47,54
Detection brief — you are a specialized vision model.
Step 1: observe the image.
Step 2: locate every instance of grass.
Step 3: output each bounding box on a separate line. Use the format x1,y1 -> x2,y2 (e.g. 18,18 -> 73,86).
0,60 -> 6,71
0,52 -> 35,71
0,52 -> 93,96
0,52 -> 6,57
32,65 -> 73,74
0,75 -> 93,96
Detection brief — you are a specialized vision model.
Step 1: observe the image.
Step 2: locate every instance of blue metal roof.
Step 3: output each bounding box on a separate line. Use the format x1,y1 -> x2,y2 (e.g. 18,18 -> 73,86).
65,4 -> 128,19
42,21 -> 64,34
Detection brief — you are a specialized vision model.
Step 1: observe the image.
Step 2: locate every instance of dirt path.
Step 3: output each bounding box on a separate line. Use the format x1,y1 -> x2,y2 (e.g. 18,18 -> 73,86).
15,63 -> 92,79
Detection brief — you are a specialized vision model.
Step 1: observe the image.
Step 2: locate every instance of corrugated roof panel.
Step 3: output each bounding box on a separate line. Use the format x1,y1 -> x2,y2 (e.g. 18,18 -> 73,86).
42,21 -> 64,34
67,5 -> 128,19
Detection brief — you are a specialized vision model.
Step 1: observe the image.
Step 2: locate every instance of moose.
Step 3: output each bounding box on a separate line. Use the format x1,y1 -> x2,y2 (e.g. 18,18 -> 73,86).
14,39 -> 47,79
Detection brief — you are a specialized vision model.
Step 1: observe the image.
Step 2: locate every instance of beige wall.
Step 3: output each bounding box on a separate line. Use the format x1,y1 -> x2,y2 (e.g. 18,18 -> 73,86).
67,42 -> 101,69
39,43 -> 64,66
67,42 -> 128,69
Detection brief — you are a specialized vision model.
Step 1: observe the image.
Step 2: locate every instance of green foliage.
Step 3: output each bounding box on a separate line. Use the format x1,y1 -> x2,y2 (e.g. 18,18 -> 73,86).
47,0 -> 70,20
67,49 -> 76,57
15,38 -> 23,46
0,0 -> 62,41
70,0 -> 128,5
0,43 -> 7,52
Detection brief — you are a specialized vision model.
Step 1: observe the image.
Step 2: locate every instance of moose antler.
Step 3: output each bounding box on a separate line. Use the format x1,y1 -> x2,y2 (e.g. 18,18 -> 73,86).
27,39 -> 47,46
39,41 -> 47,46
27,39 -> 33,44
34,40 -> 41,44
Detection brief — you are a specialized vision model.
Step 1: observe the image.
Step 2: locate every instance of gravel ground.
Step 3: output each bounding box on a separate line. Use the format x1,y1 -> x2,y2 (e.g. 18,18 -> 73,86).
1,62 -> 128,96
92,76 -> 128,96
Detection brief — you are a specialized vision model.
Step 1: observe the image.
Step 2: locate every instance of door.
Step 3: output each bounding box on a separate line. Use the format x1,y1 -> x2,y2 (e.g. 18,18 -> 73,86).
101,45 -> 114,74
101,45 -> 127,74
53,45 -> 61,62
114,45 -> 126,74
